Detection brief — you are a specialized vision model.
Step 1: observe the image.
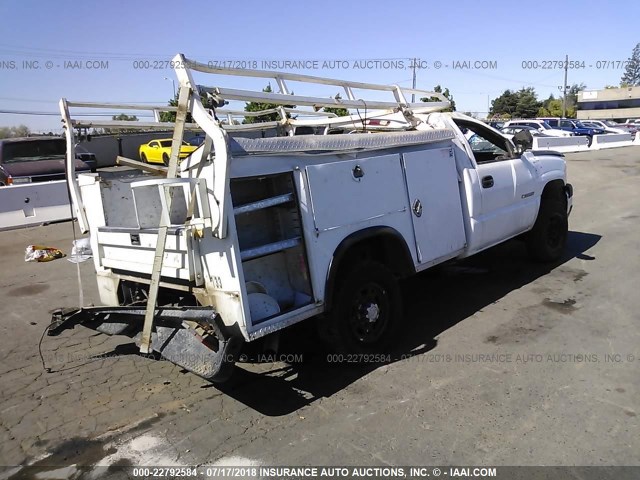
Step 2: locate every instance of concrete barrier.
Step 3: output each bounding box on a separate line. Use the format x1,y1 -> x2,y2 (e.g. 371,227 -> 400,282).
0,181 -> 73,231
634,132 -> 640,145
532,136 -> 590,153
591,133 -> 633,150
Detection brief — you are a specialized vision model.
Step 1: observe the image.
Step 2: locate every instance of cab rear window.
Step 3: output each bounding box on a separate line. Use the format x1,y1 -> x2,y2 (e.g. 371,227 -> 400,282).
2,139 -> 66,163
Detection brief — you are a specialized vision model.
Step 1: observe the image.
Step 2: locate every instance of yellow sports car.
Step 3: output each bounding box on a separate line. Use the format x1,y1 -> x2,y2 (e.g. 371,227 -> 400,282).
138,139 -> 198,165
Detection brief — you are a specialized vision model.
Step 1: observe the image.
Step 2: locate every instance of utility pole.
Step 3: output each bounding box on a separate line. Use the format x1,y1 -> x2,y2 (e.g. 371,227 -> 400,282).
164,77 -> 177,98
562,54 -> 568,118
411,57 -> 417,103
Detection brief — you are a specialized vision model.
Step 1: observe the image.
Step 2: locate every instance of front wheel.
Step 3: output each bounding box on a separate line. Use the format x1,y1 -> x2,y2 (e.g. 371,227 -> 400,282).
526,199 -> 568,262
140,152 -> 147,163
162,153 -> 170,166
326,261 -> 402,354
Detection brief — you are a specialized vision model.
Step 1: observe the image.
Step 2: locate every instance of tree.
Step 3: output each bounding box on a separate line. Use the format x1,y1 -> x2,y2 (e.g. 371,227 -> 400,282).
159,93 -> 219,123
323,94 -> 349,117
565,83 -> 586,116
112,114 -> 138,122
243,84 -> 296,123
538,98 -> 565,118
621,42 -> 640,86
159,95 -> 179,123
0,124 -> 31,138
537,84 -> 584,118
421,85 -> 456,112
489,90 -> 518,118
514,87 -> 542,118
105,114 -> 139,134
489,88 -> 541,118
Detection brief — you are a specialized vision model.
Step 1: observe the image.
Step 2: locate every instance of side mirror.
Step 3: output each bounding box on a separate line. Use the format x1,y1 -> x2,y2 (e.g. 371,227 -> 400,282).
512,130 -> 533,152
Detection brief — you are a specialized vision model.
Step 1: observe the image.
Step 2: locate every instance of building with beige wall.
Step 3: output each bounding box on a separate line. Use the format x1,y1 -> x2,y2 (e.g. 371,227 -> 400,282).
577,86 -> 640,120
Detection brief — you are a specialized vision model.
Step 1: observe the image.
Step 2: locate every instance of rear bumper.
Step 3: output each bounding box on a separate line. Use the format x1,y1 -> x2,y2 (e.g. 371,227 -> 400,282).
49,305 -> 243,382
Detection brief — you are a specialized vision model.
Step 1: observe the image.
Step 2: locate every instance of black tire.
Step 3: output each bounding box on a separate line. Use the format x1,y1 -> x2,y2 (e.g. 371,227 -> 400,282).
326,261 -> 402,354
140,152 -> 147,163
526,199 -> 568,262
586,135 -> 593,147
162,153 -> 170,166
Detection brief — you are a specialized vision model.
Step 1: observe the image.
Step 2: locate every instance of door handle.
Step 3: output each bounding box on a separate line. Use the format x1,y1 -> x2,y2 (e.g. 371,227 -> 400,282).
481,175 -> 494,188
412,199 -> 423,217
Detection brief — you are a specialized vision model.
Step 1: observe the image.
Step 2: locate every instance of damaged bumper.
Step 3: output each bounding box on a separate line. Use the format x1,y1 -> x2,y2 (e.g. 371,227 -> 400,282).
49,306 -> 243,382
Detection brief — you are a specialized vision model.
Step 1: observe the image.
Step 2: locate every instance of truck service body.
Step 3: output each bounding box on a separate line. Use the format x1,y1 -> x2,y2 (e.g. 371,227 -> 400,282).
49,54 -> 573,381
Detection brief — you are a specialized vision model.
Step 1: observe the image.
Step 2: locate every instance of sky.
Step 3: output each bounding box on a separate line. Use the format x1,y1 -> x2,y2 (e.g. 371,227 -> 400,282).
1,0 -> 639,132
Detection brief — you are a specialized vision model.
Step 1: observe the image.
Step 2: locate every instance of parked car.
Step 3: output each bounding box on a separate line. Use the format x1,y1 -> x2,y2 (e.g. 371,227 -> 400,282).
618,124 -> 639,135
538,118 -> 605,144
138,139 -> 198,165
0,136 -> 92,186
75,145 -> 98,172
579,120 -> 627,134
503,120 -> 572,138
614,121 -> 640,135
581,119 -> 638,135
500,125 -> 552,138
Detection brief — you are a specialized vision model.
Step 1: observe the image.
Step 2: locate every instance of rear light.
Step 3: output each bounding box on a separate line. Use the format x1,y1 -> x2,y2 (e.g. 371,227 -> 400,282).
8,176 -> 31,185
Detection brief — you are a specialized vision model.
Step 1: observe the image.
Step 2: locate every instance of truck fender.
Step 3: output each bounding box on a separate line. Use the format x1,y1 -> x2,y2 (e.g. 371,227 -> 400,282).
533,178 -> 572,220
540,178 -> 567,204
324,226 -> 415,311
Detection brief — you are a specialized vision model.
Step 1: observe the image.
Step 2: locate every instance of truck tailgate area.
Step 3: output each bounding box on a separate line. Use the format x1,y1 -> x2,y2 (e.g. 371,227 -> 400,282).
79,170 -> 204,285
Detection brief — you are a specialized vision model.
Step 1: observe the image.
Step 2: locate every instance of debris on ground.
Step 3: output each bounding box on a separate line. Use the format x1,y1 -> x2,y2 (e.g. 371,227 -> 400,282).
68,237 -> 93,263
24,245 -> 65,262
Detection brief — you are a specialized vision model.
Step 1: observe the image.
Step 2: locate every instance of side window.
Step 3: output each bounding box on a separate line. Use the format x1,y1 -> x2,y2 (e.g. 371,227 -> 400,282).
149,141 -> 158,148
455,120 -> 513,164
560,120 -> 571,128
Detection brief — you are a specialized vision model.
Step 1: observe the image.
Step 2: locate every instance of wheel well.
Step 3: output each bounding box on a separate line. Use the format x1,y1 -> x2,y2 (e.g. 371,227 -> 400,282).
324,227 -> 415,311
541,179 -> 566,202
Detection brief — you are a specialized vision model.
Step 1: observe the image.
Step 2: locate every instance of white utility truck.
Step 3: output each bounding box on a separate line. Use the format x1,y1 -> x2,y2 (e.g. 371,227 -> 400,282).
49,54 -> 573,381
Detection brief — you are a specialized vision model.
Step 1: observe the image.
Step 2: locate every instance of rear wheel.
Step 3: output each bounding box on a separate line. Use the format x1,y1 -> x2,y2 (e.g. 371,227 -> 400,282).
162,153 -> 170,166
326,261 -> 401,354
526,198 -> 568,262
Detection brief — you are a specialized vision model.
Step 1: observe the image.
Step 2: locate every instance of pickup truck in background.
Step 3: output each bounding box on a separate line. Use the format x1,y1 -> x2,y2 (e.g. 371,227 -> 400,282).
49,56 -> 574,382
503,119 -> 572,138
0,136 -> 96,186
